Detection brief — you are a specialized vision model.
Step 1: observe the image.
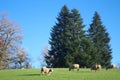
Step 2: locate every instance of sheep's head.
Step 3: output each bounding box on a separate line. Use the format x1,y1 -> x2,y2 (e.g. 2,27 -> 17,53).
49,68 -> 53,72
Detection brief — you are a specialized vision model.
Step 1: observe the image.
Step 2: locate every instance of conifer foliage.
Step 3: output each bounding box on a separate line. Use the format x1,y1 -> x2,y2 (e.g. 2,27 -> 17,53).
45,5 -> 112,68
88,12 -> 112,67
45,5 -> 85,67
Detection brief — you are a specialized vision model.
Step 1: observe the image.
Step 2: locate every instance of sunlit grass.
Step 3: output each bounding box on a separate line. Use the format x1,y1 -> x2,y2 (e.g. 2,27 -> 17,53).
0,68 -> 120,80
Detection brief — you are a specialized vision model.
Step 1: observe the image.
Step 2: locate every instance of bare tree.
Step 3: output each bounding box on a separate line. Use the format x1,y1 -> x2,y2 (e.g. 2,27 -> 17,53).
16,47 -> 29,69
39,45 -> 49,67
0,14 -> 23,69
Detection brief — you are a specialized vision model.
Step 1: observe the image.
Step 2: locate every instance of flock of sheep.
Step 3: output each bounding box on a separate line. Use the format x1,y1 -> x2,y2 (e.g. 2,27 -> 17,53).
40,64 -> 116,75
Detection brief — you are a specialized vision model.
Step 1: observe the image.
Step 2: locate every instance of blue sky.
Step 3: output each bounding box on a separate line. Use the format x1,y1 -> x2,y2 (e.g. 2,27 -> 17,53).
0,0 -> 120,68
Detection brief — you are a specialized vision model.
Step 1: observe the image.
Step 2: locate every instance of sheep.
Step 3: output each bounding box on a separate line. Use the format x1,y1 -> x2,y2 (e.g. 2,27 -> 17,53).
41,67 -> 53,75
106,64 -> 116,70
69,64 -> 80,71
91,64 -> 101,71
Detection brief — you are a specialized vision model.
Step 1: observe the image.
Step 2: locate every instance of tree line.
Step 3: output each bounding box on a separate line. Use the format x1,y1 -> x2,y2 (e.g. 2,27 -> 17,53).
45,5 -> 112,68
0,5 -> 112,69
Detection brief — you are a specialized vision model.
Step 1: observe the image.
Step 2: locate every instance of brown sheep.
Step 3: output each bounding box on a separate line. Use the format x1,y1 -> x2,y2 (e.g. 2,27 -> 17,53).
91,64 -> 101,71
41,67 -> 53,75
69,64 -> 80,71
106,64 -> 116,70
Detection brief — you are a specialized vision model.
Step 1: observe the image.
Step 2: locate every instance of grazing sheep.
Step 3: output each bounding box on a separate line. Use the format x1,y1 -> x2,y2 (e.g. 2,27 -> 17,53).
69,64 -> 80,71
41,67 -> 53,75
106,64 -> 116,70
91,64 -> 101,71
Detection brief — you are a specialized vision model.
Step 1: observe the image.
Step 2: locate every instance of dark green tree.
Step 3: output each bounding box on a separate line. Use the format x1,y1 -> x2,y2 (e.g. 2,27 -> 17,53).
45,5 -> 86,68
46,5 -> 72,67
80,37 -> 96,68
69,9 -> 86,67
88,11 -> 112,67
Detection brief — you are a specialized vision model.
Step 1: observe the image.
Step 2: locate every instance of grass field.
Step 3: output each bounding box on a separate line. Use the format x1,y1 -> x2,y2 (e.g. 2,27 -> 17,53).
0,68 -> 120,80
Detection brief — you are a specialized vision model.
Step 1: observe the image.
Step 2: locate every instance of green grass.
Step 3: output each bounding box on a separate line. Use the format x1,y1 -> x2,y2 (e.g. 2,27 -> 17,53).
0,68 -> 120,80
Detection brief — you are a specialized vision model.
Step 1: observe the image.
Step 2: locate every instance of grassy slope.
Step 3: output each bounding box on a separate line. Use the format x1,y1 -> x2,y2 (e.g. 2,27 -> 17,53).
0,68 -> 120,80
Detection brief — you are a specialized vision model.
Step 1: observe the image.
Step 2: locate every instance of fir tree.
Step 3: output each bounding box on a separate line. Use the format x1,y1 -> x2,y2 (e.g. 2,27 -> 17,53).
88,11 -> 112,67
70,9 -> 86,67
46,5 -> 86,68
46,5 -> 72,67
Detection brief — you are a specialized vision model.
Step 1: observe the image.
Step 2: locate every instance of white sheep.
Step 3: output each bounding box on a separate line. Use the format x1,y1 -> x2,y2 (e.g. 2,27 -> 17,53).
41,67 -> 53,75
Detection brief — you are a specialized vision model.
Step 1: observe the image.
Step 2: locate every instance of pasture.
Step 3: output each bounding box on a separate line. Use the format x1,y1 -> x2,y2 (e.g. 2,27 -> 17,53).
0,68 -> 120,80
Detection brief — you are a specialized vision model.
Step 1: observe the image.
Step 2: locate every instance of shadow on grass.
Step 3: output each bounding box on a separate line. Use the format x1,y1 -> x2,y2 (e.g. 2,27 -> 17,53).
19,74 -> 40,76
69,69 -> 92,73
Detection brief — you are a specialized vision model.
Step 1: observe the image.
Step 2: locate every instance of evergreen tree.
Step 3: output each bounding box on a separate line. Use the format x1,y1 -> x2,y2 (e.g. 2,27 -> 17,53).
88,12 -> 112,67
80,37 -> 96,67
46,5 -> 72,67
45,5 -> 86,68
70,9 -> 86,67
